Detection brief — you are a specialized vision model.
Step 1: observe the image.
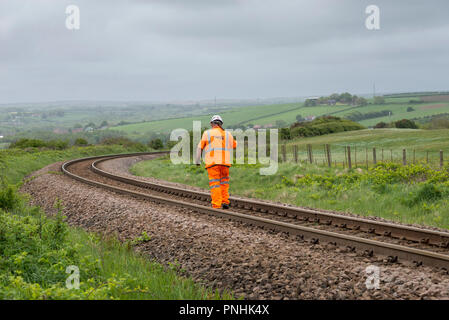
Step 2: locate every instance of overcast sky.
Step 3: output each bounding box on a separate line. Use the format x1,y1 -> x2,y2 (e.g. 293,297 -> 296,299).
0,0 -> 448,104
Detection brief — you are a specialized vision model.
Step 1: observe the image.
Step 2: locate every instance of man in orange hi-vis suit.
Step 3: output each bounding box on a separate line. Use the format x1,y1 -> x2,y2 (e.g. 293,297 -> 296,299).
196,115 -> 237,209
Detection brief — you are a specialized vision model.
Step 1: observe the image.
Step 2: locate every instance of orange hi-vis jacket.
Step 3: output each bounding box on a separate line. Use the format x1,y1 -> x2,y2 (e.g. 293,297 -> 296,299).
199,127 -> 237,168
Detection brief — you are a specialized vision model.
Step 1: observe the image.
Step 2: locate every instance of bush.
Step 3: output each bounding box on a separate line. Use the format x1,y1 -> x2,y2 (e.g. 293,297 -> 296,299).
374,96 -> 386,104
402,183 -> 442,207
9,139 -> 47,149
407,107 -> 415,112
394,119 -> 418,129
9,139 -> 69,150
374,122 -> 388,129
149,138 -> 164,150
280,128 -> 292,140
290,116 -> 364,138
100,137 -> 147,152
74,138 -> 88,146
346,110 -> 392,122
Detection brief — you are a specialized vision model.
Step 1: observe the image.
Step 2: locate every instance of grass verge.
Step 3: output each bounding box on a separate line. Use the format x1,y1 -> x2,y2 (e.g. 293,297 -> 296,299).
0,146 -> 232,300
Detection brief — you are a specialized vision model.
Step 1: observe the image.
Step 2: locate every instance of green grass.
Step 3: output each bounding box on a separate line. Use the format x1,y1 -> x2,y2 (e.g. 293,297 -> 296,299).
131,130 -> 449,229
0,145 -> 145,185
65,228 -> 232,300
0,145 -> 232,300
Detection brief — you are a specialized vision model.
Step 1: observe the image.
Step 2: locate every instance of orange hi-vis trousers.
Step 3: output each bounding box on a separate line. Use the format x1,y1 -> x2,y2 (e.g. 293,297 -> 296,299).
207,165 -> 230,208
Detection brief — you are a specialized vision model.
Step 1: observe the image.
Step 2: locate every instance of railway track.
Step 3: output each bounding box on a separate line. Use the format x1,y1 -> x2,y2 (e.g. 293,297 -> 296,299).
62,152 -> 449,270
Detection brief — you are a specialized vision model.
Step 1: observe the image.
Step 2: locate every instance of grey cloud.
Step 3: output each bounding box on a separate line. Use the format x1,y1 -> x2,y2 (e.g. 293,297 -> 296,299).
0,0 -> 448,103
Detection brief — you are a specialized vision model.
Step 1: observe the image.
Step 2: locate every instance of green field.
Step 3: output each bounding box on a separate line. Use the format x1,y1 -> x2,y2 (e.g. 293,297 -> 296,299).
131,129 -> 449,229
109,103 -> 305,135
109,95 -> 449,139
333,102 -> 449,127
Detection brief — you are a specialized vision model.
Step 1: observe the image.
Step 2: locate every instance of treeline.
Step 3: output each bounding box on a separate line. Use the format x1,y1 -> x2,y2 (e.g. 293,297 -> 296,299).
280,116 -> 364,139
374,119 -> 418,129
8,136 -> 167,152
345,110 -> 392,122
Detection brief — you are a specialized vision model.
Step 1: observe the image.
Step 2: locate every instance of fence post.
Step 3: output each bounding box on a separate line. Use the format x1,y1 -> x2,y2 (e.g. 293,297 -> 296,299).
403,149 -> 407,166
413,149 -> 416,164
365,148 -> 368,169
293,145 -> 298,163
382,149 -> 384,162
282,145 -> 286,163
390,149 -> 393,162
426,151 -> 429,164
440,150 -> 444,169
347,146 -> 352,169
307,144 -> 313,164
344,146 -> 347,167
326,144 -> 332,167
373,148 -> 377,165
354,146 -> 357,167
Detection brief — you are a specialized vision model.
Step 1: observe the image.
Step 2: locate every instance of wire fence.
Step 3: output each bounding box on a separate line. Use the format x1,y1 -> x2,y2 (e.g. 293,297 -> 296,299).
279,144 -> 447,169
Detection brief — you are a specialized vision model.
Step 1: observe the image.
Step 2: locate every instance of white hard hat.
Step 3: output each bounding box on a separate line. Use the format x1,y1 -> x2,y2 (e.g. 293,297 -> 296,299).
210,115 -> 223,124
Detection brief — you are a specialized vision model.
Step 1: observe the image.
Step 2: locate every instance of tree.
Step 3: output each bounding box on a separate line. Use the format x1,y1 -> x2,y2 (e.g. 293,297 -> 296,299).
374,122 -> 388,128
355,97 -> 368,106
406,107 -> 415,112
394,119 -> 418,129
296,114 -> 304,122
304,99 -> 317,107
84,122 -> 96,129
374,96 -> 386,105
280,128 -> 291,140
74,138 -> 88,146
149,138 -> 164,150
100,120 -> 109,128
338,92 -> 353,104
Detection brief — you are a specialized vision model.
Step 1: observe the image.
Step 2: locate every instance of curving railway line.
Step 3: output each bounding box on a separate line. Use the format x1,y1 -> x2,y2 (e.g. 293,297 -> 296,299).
62,152 -> 449,270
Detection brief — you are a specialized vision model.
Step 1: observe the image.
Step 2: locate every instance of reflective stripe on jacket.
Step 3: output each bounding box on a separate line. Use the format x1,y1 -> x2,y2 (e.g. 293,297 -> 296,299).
199,127 -> 236,168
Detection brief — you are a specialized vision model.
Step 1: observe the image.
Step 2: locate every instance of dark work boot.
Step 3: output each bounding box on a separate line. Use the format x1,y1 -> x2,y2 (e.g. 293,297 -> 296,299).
222,203 -> 230,209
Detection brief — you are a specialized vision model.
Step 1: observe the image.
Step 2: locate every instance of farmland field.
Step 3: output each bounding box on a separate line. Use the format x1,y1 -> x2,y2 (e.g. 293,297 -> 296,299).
109,94 -> 449,138
109,103 -> 305,135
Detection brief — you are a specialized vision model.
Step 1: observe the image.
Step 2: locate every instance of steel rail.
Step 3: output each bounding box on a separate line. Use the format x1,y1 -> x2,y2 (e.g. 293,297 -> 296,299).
91,156 -> 449,248
61,153 -> 449,269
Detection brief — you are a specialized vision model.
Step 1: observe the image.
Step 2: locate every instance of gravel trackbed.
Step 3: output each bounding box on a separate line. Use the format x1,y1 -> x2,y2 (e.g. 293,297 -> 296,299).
20,158 -> 449,300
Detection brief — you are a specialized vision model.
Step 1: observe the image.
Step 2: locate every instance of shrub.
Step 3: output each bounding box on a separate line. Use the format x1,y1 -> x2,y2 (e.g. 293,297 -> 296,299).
280,128 -> 292,140
100,137 -> 147,152
346,110 -> 392,122
290,116 -> 364,138
402,183 -> 442,207
394,119 -> 418,129
9,138 -> 69,150
74,138 -> 88,146
374,122 -> 388,129
149,138 -> 164,150
407,107 -> 415,112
